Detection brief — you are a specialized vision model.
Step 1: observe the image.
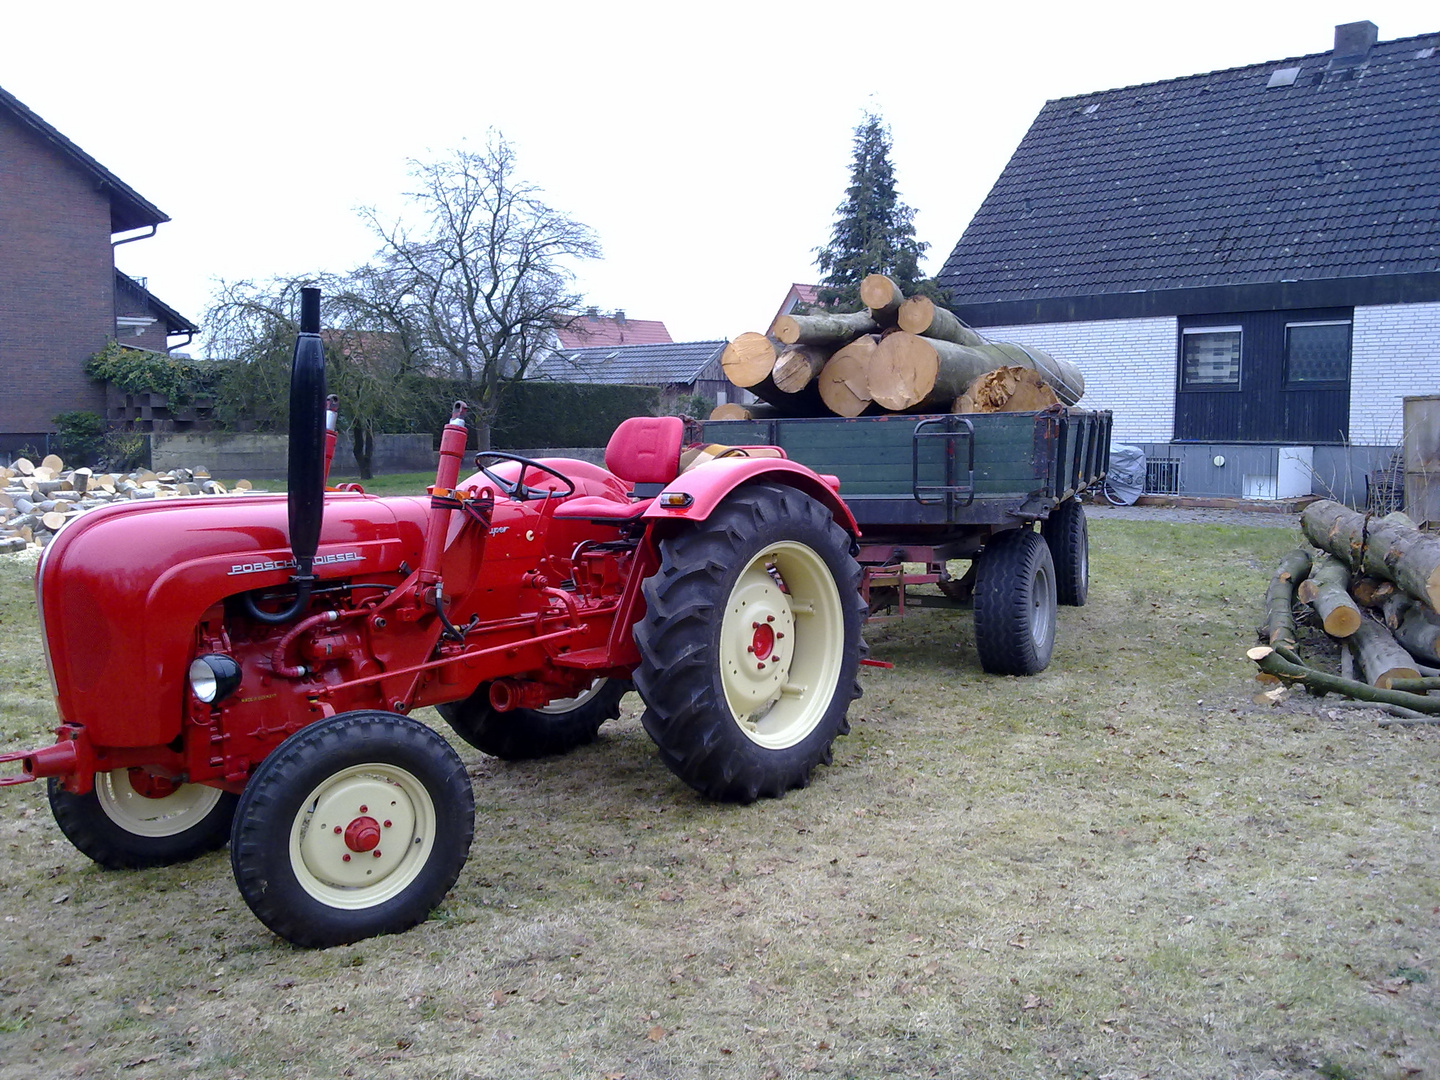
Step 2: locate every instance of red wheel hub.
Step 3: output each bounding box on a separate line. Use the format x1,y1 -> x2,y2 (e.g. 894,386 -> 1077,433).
750,623 -> 775,661
127,769 -> 178,800
344,816 -> 382,853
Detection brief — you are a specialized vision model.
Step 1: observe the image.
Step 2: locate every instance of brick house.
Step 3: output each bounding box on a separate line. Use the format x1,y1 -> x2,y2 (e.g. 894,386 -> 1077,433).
936,22 -> 1440,502
0,84 -> 196,453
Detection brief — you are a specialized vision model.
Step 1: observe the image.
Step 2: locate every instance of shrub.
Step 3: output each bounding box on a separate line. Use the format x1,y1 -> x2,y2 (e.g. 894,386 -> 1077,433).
51,411 -> 106,467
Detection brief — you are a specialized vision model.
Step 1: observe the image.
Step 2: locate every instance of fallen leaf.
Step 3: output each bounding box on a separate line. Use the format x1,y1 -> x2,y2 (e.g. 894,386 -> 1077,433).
1022,994 -> 1043,1010
490,989 -> 505,1008
647,1025 -> 665,1042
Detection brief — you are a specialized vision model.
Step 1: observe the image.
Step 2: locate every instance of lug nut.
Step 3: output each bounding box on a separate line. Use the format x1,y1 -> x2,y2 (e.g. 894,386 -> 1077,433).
359,806 -> 368,814
384,820 -> 392,828
766,615 -> 774,622
343,854 -> 351,862
333,826 -> 342,834
373,850 -> 383,858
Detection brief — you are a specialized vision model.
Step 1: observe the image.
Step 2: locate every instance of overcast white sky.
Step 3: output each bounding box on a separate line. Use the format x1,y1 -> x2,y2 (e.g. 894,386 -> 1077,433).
3,1 -> 1434,351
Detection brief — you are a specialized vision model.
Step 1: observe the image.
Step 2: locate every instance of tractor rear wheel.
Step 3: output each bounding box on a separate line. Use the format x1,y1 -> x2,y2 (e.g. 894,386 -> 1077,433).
434,678 -> 627,760
633,482 -> 865,803
48,770 -> 238,869
973,528 -> 1057,676
230,711 -> 474,948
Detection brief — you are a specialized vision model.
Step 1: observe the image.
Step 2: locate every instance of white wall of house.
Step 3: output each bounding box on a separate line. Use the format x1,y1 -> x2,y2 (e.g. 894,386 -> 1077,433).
978,316 -> 1178,443
1351,301 -> 1440,446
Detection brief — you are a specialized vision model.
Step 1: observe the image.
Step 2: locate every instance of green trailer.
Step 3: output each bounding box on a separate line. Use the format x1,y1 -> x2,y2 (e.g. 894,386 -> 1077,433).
700,408 -> 1113,676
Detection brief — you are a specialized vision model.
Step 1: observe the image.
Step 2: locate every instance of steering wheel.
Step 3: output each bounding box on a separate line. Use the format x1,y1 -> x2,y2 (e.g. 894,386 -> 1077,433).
473,452 -> 577,501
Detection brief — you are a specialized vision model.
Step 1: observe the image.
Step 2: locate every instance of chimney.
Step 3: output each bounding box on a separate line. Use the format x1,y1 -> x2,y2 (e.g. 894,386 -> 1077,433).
614,309 -> 626,326
1331,20 -> 1378,67
586,306 -> 599,320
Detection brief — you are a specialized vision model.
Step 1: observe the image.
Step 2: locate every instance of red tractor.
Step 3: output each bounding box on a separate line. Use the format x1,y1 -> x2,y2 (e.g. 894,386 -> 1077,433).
1,290 -> 866,947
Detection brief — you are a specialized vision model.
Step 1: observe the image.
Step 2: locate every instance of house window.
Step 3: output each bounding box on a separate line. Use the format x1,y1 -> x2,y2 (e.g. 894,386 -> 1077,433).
1284,321 -> 1351,385
1180,327 -> 1242,388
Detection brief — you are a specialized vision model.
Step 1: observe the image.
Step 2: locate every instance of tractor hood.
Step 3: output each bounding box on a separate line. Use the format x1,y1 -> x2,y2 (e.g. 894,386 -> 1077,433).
36,493 -> 428,748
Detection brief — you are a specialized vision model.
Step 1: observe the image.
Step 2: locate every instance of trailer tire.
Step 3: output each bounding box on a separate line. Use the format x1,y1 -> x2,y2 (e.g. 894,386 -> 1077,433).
633,482 -> 865,803
230,712 -> 474,948
974,529 -> 1057,676
49,771 -> 238,870
1041,497 -> 1089,606
434,678 -> 627,760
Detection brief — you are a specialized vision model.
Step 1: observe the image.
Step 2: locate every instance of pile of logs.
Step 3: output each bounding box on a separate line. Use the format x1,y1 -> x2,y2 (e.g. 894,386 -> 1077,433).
1250,499 -> 1440,722
713,274 -> 1086,420
0,455 -> 255,553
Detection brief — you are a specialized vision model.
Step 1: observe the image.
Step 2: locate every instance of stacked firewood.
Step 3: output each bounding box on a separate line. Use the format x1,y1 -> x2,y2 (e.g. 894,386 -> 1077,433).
1249,499 -> 1440,721
0,455 -> 255,552
713,274 -> 1086,421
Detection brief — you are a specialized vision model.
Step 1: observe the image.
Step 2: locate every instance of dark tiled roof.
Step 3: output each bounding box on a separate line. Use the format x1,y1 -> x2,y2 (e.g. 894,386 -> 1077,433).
534,341 -> 726,385
0,84 -> 169,235
115,271 -> 198,333
937,30 -> 1440,305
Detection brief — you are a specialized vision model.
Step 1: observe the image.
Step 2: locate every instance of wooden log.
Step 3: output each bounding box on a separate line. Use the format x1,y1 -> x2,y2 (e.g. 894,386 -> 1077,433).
1263,548 -> 1313,651
1296,553 -> 1362,637
721,332 -> 778,389
818,336 -> 879,418
771,310 -> 879,347
1300,499 -> 1440,610
709,403 -> 753,421
954,366 -> 1060,414
859,275 -> 905,325
1350,576 -> 1395,609
12,458 -> 34,476
868,332 -> 1085,412
772,345 -> 832,394
1247,646 -> 1440,713
1348,614 -> 1422,688
896,296 -> 988,347
1380,594 -> 1440,665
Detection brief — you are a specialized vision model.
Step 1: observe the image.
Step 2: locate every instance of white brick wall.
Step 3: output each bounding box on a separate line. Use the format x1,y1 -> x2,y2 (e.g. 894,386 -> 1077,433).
978,317 -> 1178,443
1351,302 -> 1440,446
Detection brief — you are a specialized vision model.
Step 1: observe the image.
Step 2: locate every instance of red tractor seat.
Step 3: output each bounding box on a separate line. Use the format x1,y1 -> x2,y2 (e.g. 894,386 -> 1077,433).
551,416 -> 686,523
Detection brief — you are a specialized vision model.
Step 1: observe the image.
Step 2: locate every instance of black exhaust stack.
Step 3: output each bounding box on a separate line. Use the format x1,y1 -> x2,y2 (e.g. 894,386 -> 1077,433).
243,286 -> 328,624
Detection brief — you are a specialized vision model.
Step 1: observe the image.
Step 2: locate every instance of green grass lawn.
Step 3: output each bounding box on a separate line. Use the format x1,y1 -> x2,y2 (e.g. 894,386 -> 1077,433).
0,515 -> 1436,1080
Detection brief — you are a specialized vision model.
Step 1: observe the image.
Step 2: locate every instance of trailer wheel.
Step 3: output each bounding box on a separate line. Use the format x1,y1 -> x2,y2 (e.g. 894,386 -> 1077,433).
1041,497 -> 1089,606
48,770 -> 238,870
230,712 -> 474,948
973,529 -> 1057,676
633,482 -> 865,803
434,678 -> 627,760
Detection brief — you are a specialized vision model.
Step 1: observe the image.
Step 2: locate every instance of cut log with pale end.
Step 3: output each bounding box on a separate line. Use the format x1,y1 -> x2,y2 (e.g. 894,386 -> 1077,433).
954,366 -> 1060,414
983,341 -> 1085,405
40,454 -> 63,473
771,310 -> 879,347
859,275 -> 905,324
772,345 -> 833,394
721,332 -> 778,389
1299,553 -> 1362,637
869,332 -> 1085,412
1381,593 -> 1440,665
896,296 -> 988,347
1301,499 -> 1440,610
1350,576 -> 1395,609
818,336 -> 879,418
40,511 -> 66,531
12,458 -> 35,476
709,403 -> 753,421
1348,614 -> 1423,688
1264,548 -> 1313,651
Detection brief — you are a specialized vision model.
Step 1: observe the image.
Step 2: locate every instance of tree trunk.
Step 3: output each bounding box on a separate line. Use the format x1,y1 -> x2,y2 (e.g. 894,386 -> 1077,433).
868,333 -> 1085,412
954,366 -> 1059,414
1295,553 -> 1362,637
818,336 -> 880,418
896,296 -> 988,347
1300,499 -> 1440,610
721,332 -> 778,389
859,274 -> 905,324
1348,614 -> 1422,688
771,310 -> 879,346
1263,548 -> 1313,651
352,426 -> 375,480
771,345 -> 832,394
1350,576 -> 1395,609
709,403 -> 753,421
1380,593 -> 1440,665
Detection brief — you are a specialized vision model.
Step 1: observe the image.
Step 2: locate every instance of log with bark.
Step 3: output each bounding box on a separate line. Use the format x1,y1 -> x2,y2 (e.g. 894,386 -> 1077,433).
896,295 -> 988,347
1348,614 -> 1423,688
1380,593 -> 1440,665
1247,646 -> 1440,714
771,344 -> 832,394
1295,553 -> 1362,637
1350,576 -> 1396,609
720,332 -> 778,389
954,366 -> 1060,414
859,274 -> 905,325
868,333 -> 1085,412
1263,548 -> 1313,651
770,310 -> 880,347
1300,499 -> 1440,610
817,336 -> 880,418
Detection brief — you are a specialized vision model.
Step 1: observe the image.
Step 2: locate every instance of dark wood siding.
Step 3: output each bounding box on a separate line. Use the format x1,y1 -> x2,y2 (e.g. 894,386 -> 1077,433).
1174,308 -> 1351,444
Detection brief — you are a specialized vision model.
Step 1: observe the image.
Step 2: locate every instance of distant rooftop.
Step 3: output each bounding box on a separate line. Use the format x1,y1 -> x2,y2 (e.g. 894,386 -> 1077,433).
535,340 -> 725,386
555,309 -> 672,349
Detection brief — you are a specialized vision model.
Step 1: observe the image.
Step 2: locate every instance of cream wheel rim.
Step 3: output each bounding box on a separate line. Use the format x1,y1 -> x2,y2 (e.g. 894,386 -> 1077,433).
96,769 -> 224,837
288,764 -> 437,910
719,541 -> 844,750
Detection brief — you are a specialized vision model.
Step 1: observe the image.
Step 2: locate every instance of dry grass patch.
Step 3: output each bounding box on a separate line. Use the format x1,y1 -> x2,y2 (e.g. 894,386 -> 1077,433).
0,518 -> 1437,1080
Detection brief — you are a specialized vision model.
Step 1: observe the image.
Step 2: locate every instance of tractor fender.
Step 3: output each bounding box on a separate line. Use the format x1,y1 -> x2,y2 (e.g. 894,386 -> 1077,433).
641,457 -> 859,536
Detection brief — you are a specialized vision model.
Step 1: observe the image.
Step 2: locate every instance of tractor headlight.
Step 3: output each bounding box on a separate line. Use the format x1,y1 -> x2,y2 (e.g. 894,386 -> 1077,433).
189,655 -> 242,704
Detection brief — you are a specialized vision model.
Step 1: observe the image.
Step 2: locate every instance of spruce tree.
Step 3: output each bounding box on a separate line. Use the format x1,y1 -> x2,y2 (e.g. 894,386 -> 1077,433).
814,112 -> 939,310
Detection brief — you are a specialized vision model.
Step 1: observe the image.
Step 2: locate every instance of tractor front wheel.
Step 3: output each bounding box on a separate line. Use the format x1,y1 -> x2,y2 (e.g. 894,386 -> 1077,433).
633,482 -> 865,803
49,770 -> 238,870
434,678 -> 627,760
230,712 -> 474,948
